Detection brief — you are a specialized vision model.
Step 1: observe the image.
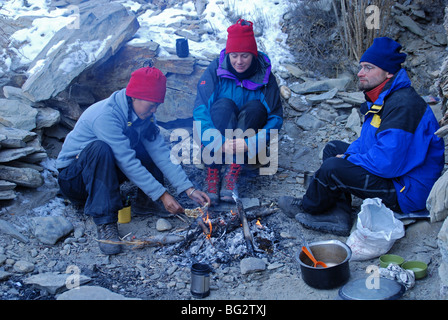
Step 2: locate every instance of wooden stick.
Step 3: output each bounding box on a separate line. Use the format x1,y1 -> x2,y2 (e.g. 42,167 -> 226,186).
97,234 -> 184,248
235,198 -> 256,256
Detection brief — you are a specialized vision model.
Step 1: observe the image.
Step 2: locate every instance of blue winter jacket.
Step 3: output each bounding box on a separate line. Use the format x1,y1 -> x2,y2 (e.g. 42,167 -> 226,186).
193,49 -> 283,159
344,69 -> 445,213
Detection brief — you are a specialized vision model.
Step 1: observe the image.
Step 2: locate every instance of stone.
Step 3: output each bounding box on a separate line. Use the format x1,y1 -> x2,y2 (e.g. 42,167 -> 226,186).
0,127 -> 37,143
288,95 -> 311,112
35,107 -> 61,129
0,190 -> 16,200
240,257 -> 266,275
0,180 -> 17,191
0,147 -> 35,163
0,99 -> 38,131
24,272 -> 91,294
0,219 -> 29,243
0,270 -> 12,281
305,88 -> 338,104
395,15 -> 425,37
156,218 -> 173,232
2,86 -> 34,105
57,285 -> 140,300
280,85 -> 291,100
427,170 -> 448,222
284,64 -> 305,78
290,77 -> 351,94
338,91 -> 366,105
0,165 -> 43,188
22,1 -> 139,102
13,260 -> 35,273
154,55 -> 195,75
295,113 -> 325,131
32,216 -> 74,245
345,108 -> 362,136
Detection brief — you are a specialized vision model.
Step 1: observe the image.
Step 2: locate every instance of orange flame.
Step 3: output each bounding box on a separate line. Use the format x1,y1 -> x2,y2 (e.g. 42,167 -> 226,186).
256,219 -> 263,229
204,213 -> 212,239
199,207 -> 212,239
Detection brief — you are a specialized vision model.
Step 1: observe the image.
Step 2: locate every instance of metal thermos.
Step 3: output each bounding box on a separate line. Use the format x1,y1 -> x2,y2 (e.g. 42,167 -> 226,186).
190,263 -> 211,298
176,38 -> 189,58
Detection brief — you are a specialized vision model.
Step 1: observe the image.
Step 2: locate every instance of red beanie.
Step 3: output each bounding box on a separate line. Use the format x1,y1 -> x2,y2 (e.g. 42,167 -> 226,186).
226,19 -> 258,57
126,67 -> 167,103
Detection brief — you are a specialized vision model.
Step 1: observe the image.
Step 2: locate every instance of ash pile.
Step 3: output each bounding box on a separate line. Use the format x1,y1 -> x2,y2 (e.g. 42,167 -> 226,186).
161,200 -> 279,268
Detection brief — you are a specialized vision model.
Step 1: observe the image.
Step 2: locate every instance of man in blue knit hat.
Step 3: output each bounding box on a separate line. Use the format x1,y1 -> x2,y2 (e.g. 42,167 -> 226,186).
278,37 -> 445,236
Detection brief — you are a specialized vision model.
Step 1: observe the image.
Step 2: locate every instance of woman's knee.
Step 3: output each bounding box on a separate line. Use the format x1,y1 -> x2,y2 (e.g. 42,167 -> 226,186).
241,100 -> 267,116
210,98 -> 238,114
81,141 -> 116,166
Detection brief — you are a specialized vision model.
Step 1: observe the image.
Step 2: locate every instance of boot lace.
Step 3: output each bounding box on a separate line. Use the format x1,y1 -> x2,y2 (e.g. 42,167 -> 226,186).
224,164 -> 242,191
206,168 -> 219,194
99,223 -> 119,240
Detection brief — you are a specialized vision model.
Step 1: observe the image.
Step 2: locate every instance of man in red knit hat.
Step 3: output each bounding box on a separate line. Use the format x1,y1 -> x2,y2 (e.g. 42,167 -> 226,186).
193,19 -> 283,205
57,66 -> 210,255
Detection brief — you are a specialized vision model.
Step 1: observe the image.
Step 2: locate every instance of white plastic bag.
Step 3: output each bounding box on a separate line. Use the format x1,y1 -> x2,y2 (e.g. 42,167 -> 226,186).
346,198 -> 405,261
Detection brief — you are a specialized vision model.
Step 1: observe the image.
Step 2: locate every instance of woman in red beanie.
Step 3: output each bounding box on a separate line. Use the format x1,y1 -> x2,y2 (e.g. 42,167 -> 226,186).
193,19 -> 283,205
56,66 -> 210,255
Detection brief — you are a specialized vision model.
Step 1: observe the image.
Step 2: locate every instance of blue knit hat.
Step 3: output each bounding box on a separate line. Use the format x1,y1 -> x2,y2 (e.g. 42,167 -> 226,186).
360,37 -> 407,74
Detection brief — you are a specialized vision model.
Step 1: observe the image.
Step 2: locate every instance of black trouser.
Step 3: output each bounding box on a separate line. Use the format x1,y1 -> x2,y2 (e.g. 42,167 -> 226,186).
209,98 -> 267,166
58,140 -> 163,225
302,140 -> 401,214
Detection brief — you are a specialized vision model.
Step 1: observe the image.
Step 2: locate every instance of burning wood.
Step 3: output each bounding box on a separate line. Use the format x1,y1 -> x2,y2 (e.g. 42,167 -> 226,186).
235,197 -> 256,256
97,201 -> 278,263
184,203 -> 209,218
97,234 -> 185,249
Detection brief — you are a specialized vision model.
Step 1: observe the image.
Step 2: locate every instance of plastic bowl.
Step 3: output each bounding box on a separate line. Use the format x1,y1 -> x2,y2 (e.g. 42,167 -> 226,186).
402,261 -> 428,279
379,254 -> 404,268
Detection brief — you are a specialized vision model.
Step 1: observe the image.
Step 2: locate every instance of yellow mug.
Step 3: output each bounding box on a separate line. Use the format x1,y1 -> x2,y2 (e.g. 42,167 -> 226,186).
118,206 -> 131,224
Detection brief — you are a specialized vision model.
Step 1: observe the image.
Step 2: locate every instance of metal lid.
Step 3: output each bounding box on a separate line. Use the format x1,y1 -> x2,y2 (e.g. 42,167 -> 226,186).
339,277 -> 406,300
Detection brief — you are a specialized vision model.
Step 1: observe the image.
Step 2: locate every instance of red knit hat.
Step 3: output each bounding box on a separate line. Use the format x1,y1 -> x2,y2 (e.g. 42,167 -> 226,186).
126,67 -> 167,103
226,19 -> 258,57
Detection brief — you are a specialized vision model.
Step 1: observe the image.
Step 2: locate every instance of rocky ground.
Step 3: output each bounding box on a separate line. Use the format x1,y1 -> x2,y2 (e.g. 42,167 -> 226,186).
0,115 -> 445,301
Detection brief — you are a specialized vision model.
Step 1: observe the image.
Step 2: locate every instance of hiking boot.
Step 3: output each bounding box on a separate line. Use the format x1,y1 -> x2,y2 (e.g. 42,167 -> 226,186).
220,164 -> 242,202
278,196 -> 305,219
205,167 -> 220,205
97,223 -> 122,255
294,203 -> 353,236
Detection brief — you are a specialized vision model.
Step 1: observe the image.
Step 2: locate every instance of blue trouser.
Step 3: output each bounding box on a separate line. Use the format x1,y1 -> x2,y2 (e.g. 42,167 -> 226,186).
302,140 -> 401,214
58,140 -> 163,225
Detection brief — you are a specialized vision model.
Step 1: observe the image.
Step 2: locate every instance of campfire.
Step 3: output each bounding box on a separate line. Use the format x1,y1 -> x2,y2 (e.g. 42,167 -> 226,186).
100,195 -> 278,266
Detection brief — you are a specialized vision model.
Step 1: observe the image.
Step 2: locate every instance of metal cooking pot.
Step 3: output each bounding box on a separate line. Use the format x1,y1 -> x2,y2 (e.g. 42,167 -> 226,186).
296,240 -> 351,289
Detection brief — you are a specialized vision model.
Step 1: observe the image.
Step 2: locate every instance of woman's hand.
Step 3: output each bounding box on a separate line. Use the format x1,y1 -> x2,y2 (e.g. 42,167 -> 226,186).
186,187 -> 211,207
159,191 -> 184,214
222,138 -> 248,154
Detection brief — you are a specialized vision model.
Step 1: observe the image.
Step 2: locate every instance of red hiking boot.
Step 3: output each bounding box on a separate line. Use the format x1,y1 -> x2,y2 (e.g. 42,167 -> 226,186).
205,167 -> 220,205
220,164 -> 242,202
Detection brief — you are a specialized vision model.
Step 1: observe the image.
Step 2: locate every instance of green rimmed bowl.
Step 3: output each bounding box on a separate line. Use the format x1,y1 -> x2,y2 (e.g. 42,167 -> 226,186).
379,254 -> 405,268
402,261 -> 428,279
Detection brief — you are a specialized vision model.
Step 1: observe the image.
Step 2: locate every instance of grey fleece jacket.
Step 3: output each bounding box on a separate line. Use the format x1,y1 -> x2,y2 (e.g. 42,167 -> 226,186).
56,88 -> 193,201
